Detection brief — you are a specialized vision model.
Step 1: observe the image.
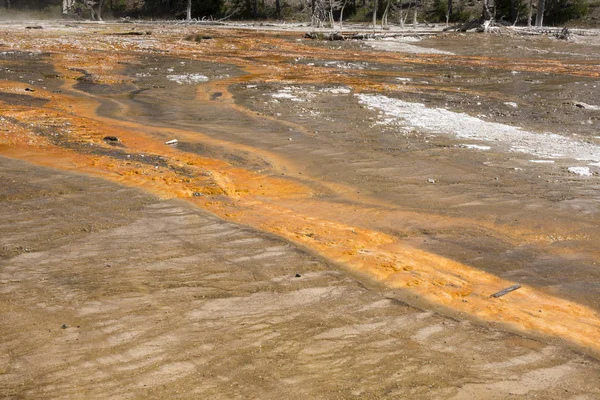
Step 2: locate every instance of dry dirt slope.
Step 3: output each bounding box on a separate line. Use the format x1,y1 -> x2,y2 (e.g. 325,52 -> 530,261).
2,157 -> 600,398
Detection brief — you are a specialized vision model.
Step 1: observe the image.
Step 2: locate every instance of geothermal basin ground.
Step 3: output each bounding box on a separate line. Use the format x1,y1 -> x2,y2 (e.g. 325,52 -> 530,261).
1,21 -> 600,398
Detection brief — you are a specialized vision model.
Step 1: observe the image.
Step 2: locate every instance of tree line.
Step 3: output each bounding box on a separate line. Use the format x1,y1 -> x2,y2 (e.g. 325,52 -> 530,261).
0,0 -> 592,26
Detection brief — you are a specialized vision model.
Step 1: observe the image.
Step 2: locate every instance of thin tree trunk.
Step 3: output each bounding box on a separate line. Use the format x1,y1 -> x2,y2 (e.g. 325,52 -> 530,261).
339,0 -> 347,30
329,4 -> 334,28
86,0 -> 98,20
381,0 -> 391,28
535,0 -> 544,26
97,0 -> 104,20
527,0 -> 533,26
412,2 -> 417,28
399,0 -> 404,28
186,0 -> 192,20
446,0 -> 452,26
372,0 -> 378,28
275,0 -> 281,19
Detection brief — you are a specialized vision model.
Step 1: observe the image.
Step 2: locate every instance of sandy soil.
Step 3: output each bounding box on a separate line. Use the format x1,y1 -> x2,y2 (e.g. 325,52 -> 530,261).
1,21 -> 600,397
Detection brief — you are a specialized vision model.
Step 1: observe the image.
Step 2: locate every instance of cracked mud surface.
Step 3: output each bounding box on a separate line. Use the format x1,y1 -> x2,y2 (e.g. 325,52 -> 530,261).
1,21 -> 600,397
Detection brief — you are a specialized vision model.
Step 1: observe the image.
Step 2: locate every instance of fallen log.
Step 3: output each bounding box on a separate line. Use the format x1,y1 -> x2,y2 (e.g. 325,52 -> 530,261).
505,26 -> 597,37
304,32 -> 345,41
350,33 -> 376,40
111,31 -> 151,36
443,18 -> 486,32
305,32 -> 436,41
490,284 -> 522,298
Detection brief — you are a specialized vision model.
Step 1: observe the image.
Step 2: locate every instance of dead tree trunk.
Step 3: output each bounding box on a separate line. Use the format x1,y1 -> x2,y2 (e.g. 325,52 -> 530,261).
446,0 -> 452,26
398,0 -> 406,28
482,0 -> 492,20
82,0 -> 104,20
412,1 -> 418,28
527,0 -> 533,26
372,0 -> 378,28
535,0 -> 544,26
186,0 -> 192,20
97,0 -> 104,20
339,0 -> 348,29
62,0 -> 75,14
84,0 -> 98,20
329,0 -> 335,28
381,0 -> 392,28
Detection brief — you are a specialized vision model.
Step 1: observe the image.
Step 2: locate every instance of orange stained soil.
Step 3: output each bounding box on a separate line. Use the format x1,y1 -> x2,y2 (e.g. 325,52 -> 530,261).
2,25 -> 600,357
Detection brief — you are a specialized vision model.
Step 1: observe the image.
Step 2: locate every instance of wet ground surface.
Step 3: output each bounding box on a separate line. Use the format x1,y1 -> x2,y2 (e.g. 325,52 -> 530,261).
2,156 -> 600,399
1,21 -> 600,397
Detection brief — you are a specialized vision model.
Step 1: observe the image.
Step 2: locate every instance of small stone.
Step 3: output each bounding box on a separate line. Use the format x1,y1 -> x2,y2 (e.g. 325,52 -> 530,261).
61,324 -> 68,329
192,192 -> 203,197
24,87 -> 35,92
427,178 -> 436,184
295,273 -> 301,278
103,136 -> 119,142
